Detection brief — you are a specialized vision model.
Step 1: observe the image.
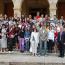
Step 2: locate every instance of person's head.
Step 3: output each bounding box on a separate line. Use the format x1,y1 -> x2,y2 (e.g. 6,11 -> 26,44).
9,17 -> 12,20
32,25 -> 36,29
40,22 -> 43,27
41,14 -> 44,18
12,25 -> 15,29
37,12 -> 40,16
2,24 -> 6,29
32,25 -> 37,31
21,14 -> 25,18
58,21 -> 60,25
45,14 -> 48,18
49,26 -> 52,30
4,14 -> 7,19
33,28 -> 38,32
22,18 -> 25,22
17,17 -> 20,21
54,26 -> 57,31
0,14 -> 3,20
29,15 -> 32,19
33,16 -> 36,20
40,22 -> 46,29
26,17 -> 29,21
63,25 -> 65,31
61,16 -> 63,19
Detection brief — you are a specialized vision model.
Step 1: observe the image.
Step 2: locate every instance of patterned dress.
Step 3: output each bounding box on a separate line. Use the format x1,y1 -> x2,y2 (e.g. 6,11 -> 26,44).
1,28 -> 7,48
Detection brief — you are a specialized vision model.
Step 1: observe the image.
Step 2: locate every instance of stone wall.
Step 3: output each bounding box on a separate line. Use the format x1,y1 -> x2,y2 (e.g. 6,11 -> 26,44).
0,0 -> 4,15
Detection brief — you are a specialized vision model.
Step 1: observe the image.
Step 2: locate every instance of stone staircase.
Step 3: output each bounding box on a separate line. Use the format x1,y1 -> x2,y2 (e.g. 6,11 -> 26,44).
0,51 -> 65,65
0,62 -> 65,65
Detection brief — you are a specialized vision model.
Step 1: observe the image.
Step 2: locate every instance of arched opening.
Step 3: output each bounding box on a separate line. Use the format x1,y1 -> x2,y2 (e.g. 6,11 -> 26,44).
4,0 -> 14,17
57,0 -> 65,19
21,0 -> 49,17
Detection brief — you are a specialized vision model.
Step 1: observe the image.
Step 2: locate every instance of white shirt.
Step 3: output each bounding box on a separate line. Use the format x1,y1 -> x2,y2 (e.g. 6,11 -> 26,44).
2,28 -> 6,38
30,32 -> 39,44
9,20 -> 13,26
48,30 -> 54,41
39,17 -> 44,22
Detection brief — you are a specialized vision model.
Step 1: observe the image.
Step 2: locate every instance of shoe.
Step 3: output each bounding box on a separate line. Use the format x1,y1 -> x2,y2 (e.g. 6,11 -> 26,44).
61,56 -> 64,58
0,50 -> 2,53
20,50 -> 24,53
8,51 -> 11,53
58,55 -> 64,58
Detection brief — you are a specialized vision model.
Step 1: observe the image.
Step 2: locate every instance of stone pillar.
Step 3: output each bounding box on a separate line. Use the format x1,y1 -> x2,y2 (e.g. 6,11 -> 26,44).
12,0 -> 23,18
48,0 -> 58,17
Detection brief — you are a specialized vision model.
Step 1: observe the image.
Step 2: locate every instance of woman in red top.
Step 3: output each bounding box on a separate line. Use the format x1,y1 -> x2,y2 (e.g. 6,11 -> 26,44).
36,12 -> 40,20
7,25 -> 16,51
54,26 -> 58,53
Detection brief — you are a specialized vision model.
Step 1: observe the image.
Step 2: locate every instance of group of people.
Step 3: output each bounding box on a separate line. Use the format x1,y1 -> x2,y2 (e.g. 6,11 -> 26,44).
0,12 -> 65,57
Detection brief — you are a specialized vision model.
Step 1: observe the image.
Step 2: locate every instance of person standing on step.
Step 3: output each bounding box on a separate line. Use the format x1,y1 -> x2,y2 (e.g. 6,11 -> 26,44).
30,26 -> 39,56
59,25 -> 65,57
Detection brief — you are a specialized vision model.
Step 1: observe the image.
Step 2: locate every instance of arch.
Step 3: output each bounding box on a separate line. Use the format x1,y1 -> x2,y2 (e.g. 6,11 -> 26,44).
57,0 -> 65,19
4,0 -> 14,17
21,0 -> 49,17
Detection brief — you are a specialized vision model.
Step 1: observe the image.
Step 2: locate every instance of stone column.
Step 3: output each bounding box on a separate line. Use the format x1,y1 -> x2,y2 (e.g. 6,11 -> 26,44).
12,0 -> 23,18
48,0 -> 58,17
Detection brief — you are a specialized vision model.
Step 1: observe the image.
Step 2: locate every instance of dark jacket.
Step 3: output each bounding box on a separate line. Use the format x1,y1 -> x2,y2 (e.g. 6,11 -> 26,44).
57,32 -> 61,43
61,31 -> 65,44
0,28 -> 2,39
18,29 -> 25,38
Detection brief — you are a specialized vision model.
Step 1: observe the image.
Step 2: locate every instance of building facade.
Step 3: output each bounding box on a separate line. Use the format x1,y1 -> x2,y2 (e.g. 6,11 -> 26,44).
0,0 -> 65,19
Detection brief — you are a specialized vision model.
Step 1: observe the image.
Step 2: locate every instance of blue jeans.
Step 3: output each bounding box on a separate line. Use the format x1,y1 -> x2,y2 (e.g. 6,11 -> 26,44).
25,38 -> 30,51
44,41 -> 47,55
39,40 -> 47,55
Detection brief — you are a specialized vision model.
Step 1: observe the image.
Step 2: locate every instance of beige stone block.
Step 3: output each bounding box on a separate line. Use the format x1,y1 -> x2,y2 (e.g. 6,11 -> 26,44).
0,62 -> 9,65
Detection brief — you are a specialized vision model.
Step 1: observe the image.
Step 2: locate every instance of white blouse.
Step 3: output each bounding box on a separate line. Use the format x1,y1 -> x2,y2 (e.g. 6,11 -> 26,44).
48,30 -> 54,41
30,32 -> 39,44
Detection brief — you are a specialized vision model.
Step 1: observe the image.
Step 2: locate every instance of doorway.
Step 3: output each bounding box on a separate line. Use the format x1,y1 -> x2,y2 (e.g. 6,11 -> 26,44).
21,0 -> 49,17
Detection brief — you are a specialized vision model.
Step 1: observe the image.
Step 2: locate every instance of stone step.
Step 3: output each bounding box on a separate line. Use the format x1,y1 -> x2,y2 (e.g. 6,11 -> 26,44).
0,51 -> 32,55
9,63 -> 65,65
0,62 -> 9,65
0,51 -> 59,56
0,62 -> 64,65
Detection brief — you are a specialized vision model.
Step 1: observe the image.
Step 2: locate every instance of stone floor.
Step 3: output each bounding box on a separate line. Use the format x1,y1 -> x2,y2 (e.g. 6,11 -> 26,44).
0,52 -> 65,65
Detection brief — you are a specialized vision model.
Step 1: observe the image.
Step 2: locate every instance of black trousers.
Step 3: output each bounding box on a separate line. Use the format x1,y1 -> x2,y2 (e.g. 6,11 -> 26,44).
47,40 -> 54,53
59,43 -> 65,57
7,38 -> 15,51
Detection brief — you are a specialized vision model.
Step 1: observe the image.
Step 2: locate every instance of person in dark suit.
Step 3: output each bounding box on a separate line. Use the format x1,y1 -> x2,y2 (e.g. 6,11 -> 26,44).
59,25 -> 65,57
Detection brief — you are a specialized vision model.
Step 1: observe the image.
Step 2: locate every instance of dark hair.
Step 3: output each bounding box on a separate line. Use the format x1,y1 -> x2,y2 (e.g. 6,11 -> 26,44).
2,24 -> 5,26
33,28 -> 38,32
63,24 -> 65,28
